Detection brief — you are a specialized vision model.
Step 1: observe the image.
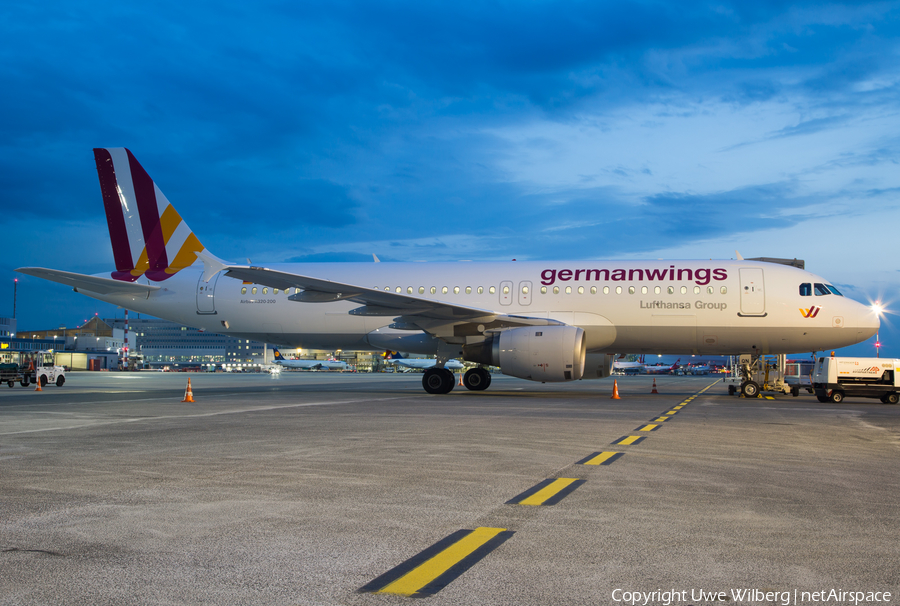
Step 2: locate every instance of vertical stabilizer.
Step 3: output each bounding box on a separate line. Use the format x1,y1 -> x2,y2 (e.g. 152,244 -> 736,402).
94,148 -> 206,282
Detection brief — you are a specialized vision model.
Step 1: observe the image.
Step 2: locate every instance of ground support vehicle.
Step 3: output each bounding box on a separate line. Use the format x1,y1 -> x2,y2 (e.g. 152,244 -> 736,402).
812,356 -> 899,404
724,354 -> 805,398
0,351 -> 66,388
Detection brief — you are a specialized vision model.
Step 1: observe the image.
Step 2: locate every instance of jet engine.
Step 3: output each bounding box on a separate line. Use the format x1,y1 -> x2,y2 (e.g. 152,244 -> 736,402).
463,326 -> 586,382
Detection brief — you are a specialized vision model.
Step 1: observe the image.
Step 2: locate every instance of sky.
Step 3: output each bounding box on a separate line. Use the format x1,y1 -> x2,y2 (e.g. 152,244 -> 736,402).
2,0 -> 898,356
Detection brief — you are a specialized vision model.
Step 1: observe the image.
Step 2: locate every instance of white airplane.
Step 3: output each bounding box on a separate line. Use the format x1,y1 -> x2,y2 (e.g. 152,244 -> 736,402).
613,355 -> 646,374
272,349 -> 348,371
17,149 -> 881,395
644,359 -> 682,375
384,351 -> 465,371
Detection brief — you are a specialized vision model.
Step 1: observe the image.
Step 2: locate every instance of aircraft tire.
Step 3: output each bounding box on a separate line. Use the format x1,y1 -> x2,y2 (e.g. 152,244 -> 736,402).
463,368 -> 491,391
423,368 -> 455,394
740,381 -> 759,398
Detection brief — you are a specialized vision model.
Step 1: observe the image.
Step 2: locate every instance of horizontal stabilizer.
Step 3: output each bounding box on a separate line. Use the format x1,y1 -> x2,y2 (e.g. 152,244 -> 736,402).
16,267 -> 160,296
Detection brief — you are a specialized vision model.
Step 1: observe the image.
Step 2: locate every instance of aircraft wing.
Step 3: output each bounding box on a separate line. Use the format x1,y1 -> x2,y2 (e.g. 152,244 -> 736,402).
16,268 -> 160,297
220,265 -> 565,330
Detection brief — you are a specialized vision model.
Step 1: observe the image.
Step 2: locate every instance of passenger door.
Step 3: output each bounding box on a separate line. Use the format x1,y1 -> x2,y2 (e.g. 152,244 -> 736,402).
739,268 -> 765,316
196,273 -> 220,314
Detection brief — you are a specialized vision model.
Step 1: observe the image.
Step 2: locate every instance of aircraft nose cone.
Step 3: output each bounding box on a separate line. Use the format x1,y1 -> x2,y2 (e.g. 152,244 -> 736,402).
857,304 -> 881,341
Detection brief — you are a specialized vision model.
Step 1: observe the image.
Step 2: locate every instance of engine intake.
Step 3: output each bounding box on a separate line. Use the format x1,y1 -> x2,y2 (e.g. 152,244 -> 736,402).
463,326 -> 586,382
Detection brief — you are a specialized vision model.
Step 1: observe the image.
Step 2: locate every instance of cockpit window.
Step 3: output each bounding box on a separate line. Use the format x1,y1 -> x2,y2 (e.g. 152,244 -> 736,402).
826,285 -> 843,296
814,283 -> 831,296
799,283 -> 811,296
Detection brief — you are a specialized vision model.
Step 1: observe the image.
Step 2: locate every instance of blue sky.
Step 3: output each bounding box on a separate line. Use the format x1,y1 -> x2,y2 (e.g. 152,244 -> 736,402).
2,1 -> 898,356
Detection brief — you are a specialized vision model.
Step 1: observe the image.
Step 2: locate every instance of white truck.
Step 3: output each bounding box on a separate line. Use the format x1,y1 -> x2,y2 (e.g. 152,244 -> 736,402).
812,356 -> 899,404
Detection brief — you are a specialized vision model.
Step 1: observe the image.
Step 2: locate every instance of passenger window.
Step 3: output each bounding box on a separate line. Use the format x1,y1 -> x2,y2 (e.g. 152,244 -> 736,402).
628,286 -> 635,294
707,286 -> 714,294
590,286 -> 597,294
419,287 -> 425,294
262,288 -> 268,294
654,286 -> 661,294
489,286 -> 496,294
274,289 -> 279,294
565,286 -> 572,294
616,286 -> 622,294
522,285 -> 528,294
577,286 -> 584,294
541,286 -> 547,294
252,287 -> 258,294
241,287 -> 247,295
667,286 -> 674,295
466,286 -> 472,294
680,286 -> 687,294
430,287 -> 436,294
503,285 -> 510,294
453,286 -> 460,294
603,286 -> 609,294
384,287 -> 390,291
641,286 -> 648,294
814,283 -> 830,296
442,287 -> 448,294
694,286 -> 700,294
720,286 -> 727,294
799,283 -> 812,296
477,286 -> 483,294
407,287 -> 413,294
553,286 -> 560,294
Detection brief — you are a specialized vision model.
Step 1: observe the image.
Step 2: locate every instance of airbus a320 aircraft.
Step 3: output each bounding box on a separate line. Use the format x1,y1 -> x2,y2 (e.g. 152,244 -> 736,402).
17,149 -> 880,395
272,349 -> 348,371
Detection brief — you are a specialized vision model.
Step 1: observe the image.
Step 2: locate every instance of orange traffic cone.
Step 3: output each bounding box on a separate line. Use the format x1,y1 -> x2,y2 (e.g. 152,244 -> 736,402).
457,373 -> 464,387
34,375 -> 42,392
182,378 -> 195,403
651,378 -> 659,394
611,379 -> 621,399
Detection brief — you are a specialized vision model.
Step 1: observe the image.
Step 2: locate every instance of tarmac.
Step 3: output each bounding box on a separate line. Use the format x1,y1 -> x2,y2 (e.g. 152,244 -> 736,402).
1,372 -> 898,606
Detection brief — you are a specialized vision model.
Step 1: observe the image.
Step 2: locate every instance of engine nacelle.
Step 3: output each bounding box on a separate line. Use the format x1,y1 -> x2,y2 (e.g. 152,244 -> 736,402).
463,326 -> 586,382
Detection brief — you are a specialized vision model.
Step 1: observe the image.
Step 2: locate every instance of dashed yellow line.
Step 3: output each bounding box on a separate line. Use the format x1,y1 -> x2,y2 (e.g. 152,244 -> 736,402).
577,451 -> 624,466
360,527 -> 514,597
506,478 -> 586,506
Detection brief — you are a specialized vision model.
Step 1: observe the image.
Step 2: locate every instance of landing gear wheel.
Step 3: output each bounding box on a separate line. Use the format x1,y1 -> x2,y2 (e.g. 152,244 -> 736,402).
56,376 -> 65,387
422,368 -> 455,394
740,381 -> 760,398
463,368 -> 491,391
829,390 -> 844,403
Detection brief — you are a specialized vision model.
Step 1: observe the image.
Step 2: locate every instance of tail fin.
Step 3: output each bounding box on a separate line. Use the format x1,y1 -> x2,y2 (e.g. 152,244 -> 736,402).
381,350 -> 403,360
94,148 -> 206,282
273,349 -> 285,360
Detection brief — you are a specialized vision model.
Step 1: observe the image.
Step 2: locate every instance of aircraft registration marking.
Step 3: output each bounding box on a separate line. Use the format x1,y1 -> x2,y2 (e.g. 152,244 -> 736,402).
359,527 -> 514,597
612,435 -> 645,445
576,451 -> 624,466
506,478 -> 586,506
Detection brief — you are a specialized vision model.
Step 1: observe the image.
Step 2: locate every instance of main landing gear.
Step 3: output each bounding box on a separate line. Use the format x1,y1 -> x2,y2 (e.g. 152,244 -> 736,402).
422,367 -> 492,394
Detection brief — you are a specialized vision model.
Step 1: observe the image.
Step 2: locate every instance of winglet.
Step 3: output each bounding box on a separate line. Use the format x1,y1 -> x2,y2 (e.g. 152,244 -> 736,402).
735,250 -> 744,260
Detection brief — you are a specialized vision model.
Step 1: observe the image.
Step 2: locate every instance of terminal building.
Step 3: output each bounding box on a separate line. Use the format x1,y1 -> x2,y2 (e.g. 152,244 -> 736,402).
17,315 -> 376,371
